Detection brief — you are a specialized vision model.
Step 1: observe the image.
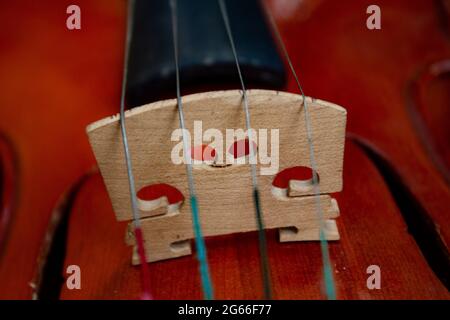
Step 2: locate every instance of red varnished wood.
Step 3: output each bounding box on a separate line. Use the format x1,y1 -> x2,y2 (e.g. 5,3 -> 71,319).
409,60 -> 450,183
266,0 -> 450,247
0,134 -> 16,257
0,0 -> 126,298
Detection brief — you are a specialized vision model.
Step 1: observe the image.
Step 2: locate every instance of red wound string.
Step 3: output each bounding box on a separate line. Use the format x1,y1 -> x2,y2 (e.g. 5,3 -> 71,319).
134,227 -> 153,300
119,0 -> 154,299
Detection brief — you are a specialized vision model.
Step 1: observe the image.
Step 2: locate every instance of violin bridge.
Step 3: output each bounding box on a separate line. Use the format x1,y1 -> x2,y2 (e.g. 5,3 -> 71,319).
86,89 -> 347,264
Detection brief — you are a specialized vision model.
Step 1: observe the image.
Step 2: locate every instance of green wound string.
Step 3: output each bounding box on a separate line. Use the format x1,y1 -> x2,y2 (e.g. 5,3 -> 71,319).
218,0 -> 272,300
263,4 -> 336,299
170,0 -> 214,300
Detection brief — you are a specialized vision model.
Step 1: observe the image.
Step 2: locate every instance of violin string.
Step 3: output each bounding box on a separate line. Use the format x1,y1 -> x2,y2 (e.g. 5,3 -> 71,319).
218,0 -> 272,300
119,0 -> 152,300
169,0 -> 214,300
263,4 -> 336,299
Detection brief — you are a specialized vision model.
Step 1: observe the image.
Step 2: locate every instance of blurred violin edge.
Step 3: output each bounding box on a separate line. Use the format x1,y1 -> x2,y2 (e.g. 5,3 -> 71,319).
406,59 -> 450,185
0,0 -> 449,300
0,133 -> 17,260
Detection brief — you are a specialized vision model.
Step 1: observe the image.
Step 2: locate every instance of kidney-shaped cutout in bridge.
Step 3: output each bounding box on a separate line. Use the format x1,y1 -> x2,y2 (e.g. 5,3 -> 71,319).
272,166 -> 319,198
137,183 -> 184,217
190,144 -> 216,162
228,138 -> 257,159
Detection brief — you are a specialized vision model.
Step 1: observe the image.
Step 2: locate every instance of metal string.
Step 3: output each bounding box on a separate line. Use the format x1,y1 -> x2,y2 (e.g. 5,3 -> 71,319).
218,0 -> 272,300
169,0 -> 214,300
263,3 -> 337,300
119,0 -> 152,300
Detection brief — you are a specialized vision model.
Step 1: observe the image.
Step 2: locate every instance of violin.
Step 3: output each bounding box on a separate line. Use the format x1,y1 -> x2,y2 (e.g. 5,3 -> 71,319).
0,0 -> 449,300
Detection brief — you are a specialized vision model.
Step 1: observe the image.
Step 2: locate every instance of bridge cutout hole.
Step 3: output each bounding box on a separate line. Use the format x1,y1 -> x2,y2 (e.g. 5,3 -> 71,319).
170,240 -> 191,253
137,183 -> 184,215
190,144 -> 216,162
228,138 -> 257,159
272,166 -> 319,197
